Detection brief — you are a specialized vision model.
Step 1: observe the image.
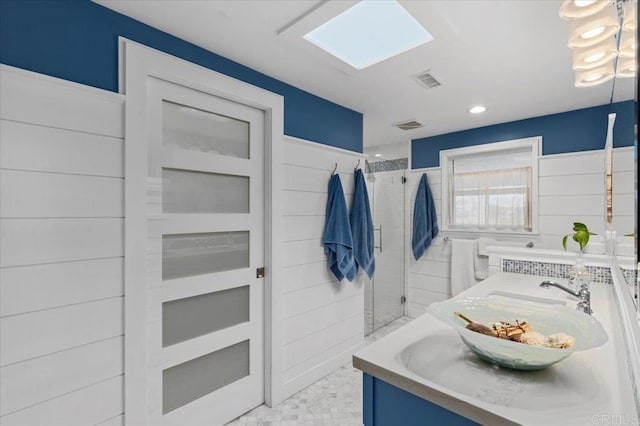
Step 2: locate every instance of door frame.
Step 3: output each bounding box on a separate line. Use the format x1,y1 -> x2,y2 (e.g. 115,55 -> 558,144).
121,39 -> 284,425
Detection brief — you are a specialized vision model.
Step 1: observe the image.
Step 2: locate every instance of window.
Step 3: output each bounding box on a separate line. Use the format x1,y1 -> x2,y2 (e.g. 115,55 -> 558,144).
440,137 -> 540,234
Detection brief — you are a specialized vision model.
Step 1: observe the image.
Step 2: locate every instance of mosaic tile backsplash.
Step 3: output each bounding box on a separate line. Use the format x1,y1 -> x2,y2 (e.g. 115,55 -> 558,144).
365,158 -> 408,173
502,259 -> 613,285
621,268 -> 638,286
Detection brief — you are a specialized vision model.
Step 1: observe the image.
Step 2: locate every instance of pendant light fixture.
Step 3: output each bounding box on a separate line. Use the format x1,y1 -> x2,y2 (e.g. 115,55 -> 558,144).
616,57 -> 638,76
559,0 -> 637,87
572,37 -> 619,69
622,0 -> 637,30
560,0 -> 613,19
567,5 -> 620,48
575,62 -> 617,86
618,27 -> 637,57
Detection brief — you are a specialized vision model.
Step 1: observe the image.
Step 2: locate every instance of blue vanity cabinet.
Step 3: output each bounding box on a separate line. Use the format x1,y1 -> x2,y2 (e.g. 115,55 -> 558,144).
363,374 -> 480,426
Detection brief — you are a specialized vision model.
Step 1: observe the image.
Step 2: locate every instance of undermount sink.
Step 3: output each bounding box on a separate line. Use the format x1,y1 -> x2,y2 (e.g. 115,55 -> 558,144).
400,330 -> 606,410
486,290 -> 567,306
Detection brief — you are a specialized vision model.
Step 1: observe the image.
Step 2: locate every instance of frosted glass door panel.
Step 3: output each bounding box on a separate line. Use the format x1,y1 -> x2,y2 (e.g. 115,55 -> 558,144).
162,340 -> 249,414
162,168 -> 249,214
163,231 -> 249,280
163,286 -> 250,347
163,101 -> 249,158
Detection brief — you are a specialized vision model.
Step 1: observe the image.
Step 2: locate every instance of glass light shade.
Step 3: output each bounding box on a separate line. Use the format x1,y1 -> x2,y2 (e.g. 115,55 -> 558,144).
559,0 -> 613,20
568,4 -> 620,48
574,62 -> 615,86
618,28 -> 637,58
572,37 -> 618,69
616,57 -> 637,77
622,1 -> 637,31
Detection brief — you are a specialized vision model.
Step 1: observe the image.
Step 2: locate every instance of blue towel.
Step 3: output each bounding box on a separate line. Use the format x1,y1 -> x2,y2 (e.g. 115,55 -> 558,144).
412,173 -> 439,260
323,174 -> 357,282
350,169 -> 375,278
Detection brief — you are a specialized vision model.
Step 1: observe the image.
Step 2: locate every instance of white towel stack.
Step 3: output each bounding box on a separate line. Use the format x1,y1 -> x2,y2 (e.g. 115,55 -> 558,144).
450,239 -> 489,296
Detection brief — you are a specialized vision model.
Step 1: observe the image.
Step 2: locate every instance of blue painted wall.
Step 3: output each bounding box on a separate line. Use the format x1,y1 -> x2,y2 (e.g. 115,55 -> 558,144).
412,101 -> 636,169
0,0 -> 363,152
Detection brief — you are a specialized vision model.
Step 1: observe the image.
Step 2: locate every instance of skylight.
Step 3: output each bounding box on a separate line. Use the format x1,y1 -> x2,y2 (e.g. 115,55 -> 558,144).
303,1 -> 433,70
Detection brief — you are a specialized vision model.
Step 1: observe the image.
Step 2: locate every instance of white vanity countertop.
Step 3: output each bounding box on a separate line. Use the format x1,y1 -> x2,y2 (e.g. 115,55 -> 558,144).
353,272 -> 638,426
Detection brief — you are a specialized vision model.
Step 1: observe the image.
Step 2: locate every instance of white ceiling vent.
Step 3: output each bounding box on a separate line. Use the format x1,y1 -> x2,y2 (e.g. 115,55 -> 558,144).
414,70 -> 441,89
393,119 -> 423,131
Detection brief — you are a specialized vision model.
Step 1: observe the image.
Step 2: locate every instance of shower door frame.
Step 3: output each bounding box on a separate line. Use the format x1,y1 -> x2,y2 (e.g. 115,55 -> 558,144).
366,164 -> 410,334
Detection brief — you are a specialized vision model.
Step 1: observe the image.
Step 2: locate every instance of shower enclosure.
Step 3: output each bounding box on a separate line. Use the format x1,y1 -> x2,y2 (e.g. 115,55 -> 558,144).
364,155 -> 409,334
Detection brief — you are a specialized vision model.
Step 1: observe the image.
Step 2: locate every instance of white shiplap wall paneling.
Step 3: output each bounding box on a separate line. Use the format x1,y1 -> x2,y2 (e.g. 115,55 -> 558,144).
283,191 -> 331,216
282,215 -> 326,241
612,148 -> 635,236
0,258 -> 123,317
0,297 -> 123,367
0,120 -> 124,177
0,376 -> 124,426
0,65 -> 125,425
281,333 -> 363,398
613,147 -> 634,171
0,337 -> 123,416
0,218 -> 123,267
283,294 -> 363,344
283,164 -> 355,194
279,137 -> 366,401
283,277 -> 363,319
281,260 -> 338,293
538,150 -> 605,176
538,173 -> 604,196
613,171 -> 635,194
0,169 -> 123,218
282,239 -> 327,267
283,313 -> 364,371
0,67 -> 123,138
538,195 -> 605,216
538,215 -> 607,237
411,258 -> 451,278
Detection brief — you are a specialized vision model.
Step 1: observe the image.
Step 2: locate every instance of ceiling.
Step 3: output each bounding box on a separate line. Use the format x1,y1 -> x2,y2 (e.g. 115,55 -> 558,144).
96,0 -> 635,148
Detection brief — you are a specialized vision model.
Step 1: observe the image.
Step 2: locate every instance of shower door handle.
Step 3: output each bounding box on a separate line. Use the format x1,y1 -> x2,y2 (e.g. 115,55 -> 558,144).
374,225 -> 382,253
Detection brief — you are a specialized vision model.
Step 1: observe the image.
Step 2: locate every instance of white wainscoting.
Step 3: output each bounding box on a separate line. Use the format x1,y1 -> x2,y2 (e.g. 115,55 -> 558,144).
0,65 -> 125,425
407,147 -> 633,318
0,65 -> 367,423
279,136 -> 366,400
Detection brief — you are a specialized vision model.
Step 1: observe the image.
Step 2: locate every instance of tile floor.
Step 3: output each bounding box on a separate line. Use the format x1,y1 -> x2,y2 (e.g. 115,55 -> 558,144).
227,316 -> 414,426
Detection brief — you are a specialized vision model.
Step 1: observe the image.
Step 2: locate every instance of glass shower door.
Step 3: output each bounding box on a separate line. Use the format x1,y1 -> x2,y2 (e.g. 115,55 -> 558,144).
365,168 -> 406,334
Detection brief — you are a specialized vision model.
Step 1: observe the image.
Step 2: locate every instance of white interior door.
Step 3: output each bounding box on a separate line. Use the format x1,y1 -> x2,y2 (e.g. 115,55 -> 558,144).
145,77 -> 264,425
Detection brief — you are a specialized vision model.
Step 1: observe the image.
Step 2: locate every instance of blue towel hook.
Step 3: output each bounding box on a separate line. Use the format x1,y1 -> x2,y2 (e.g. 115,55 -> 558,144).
331,163 -> 338,175
354,159 -> 360,171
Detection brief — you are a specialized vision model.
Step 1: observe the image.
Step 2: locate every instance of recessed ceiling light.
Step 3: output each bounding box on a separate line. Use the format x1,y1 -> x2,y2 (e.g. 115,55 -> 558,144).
374,153 -> 382,157
303,0 -> 433,70
469,106 -> 487,114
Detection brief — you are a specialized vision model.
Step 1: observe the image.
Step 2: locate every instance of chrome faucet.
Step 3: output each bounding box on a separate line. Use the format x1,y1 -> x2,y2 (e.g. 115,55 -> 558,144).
539,280 -> 592,315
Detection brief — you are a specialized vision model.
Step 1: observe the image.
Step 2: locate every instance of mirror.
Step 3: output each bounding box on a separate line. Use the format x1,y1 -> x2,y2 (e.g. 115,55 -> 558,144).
611,104 -> 638,312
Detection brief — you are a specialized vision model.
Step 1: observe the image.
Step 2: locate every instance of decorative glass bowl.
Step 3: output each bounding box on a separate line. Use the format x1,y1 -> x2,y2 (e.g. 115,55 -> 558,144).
427,297 -> 608,370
